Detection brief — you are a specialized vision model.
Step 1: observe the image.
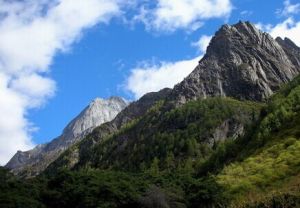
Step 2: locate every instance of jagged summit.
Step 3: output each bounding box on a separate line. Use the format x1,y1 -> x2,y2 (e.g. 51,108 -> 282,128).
6,96 -> 128,176
170,21 -> 300,104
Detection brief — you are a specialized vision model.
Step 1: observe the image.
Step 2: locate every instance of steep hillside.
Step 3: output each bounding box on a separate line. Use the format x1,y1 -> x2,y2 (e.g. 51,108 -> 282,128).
214,75 -> 300,207
72,97 -> 261,172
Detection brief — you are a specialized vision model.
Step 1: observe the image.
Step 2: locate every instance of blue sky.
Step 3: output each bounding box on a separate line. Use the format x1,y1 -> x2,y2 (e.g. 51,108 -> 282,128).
0,0 -> 300,164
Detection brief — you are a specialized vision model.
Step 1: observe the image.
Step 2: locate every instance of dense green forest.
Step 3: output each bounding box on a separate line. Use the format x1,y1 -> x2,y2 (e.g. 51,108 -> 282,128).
81,97 -> 262,171
1,75 -> 300,208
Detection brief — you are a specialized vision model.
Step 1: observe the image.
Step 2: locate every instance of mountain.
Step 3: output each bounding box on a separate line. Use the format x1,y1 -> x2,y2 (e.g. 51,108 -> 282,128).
46,21 -> 300,174
170,21 -> 300,104
5,96 -> 128,177
1,21 -> 300,208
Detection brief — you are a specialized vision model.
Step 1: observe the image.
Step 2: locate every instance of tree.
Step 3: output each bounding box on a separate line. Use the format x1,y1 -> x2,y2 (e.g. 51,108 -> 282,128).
149,157 -> 160,176
165,152 -> 175,173
183,157 -> 194,175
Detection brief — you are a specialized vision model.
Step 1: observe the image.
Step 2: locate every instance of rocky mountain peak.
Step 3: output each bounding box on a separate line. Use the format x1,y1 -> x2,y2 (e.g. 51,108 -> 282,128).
62,96 -> 128,138
171,21 -> 300,104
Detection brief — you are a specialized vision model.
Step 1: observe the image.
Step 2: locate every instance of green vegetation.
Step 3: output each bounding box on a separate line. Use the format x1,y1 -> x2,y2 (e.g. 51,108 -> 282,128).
0,167 -> 44,208
0,167 -> 224,208
204,75 -> 300,206
218,138 -> 300,206
89,97 -> 261,172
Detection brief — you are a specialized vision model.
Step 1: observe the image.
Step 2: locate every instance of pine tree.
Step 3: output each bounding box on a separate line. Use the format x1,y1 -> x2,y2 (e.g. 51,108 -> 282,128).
165,152 -> 175,173
149,157 -> 160,176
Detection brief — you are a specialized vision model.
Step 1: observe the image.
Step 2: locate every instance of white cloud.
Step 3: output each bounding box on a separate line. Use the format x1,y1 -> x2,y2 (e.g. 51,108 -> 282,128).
276,0 -> 300,16
134,0 -> 232,32
0,0 -> 121,165
125,56 -> 201,99
191,35 -> 212,53
11,74 -> 56,108
259,18 -> 300,47
269,18 -> 300,46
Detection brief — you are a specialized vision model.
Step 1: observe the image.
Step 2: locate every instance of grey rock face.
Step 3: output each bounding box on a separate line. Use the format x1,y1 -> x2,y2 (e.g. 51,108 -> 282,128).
170,21 -> 300,104
5,97 -> 128,176
208,119 -> 245,147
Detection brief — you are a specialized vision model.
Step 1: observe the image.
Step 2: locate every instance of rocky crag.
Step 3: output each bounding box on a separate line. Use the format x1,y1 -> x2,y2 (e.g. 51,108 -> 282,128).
170,21 -> 300,104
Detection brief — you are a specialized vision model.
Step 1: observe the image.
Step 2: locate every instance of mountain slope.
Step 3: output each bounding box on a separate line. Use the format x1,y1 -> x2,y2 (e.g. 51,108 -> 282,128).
5,97 -> 128,177
93,98 -> 261,171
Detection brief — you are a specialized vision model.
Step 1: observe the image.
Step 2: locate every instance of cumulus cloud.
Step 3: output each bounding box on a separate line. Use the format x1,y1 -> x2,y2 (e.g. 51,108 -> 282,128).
125,57 -> 201,99
134,0 -> 232,32
0,0 -> 121,165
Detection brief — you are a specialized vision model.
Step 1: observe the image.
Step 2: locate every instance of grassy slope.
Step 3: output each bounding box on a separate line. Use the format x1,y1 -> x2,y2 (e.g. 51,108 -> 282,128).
214,75 -> 300,207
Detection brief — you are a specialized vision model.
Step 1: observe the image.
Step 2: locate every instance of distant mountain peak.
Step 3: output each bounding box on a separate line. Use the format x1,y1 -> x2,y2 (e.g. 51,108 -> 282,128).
63,96 -> 128,138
